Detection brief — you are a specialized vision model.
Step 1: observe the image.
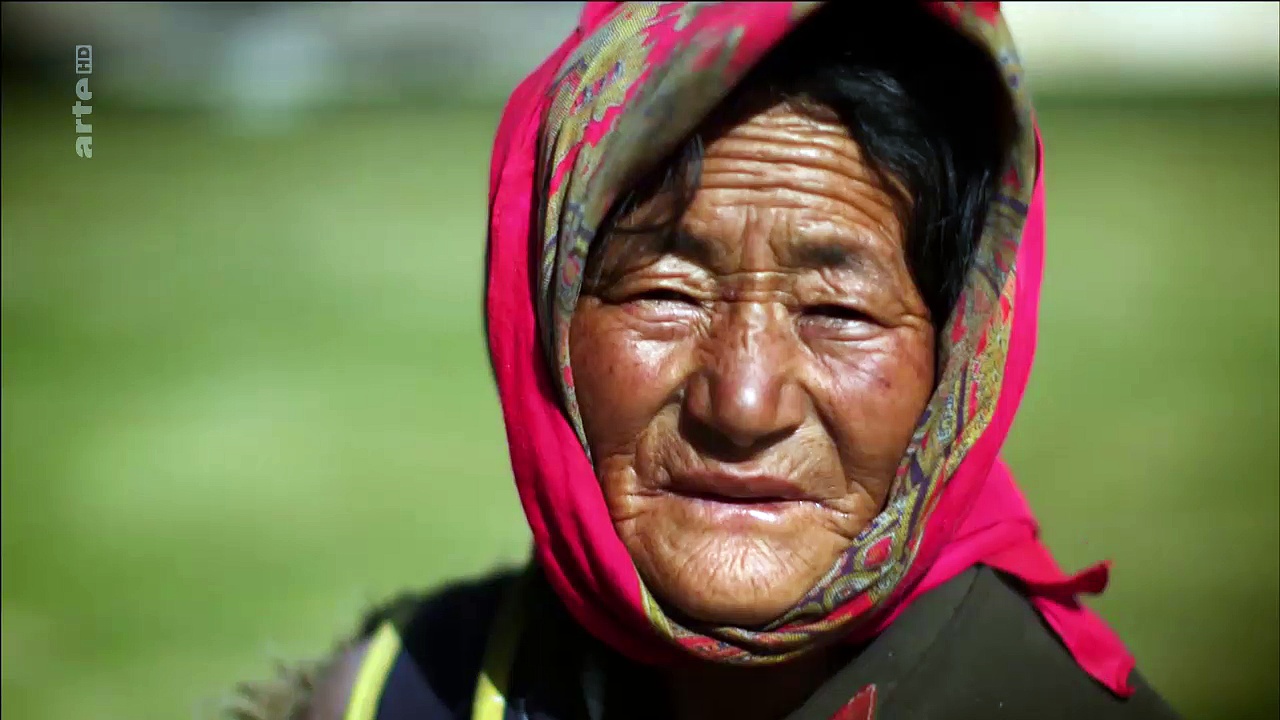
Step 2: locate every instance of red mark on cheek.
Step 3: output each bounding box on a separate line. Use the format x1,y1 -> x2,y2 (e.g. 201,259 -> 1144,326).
876,372 -> 893,392
849,352 -> 896,394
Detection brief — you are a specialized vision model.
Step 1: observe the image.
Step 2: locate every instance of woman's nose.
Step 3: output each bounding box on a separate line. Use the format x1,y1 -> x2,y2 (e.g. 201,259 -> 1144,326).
683,306 -> 806,451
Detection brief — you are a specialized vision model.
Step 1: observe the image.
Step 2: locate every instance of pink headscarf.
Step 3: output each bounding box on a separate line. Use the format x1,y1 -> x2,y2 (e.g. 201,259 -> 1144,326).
485,1 -> 1135,698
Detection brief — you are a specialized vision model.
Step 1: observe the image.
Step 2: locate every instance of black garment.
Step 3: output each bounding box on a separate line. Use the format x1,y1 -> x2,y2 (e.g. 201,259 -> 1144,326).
357,566 -> 1181,720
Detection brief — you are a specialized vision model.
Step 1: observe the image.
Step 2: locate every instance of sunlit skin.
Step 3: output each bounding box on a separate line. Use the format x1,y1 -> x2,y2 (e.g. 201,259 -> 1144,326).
569,100 -> 938,641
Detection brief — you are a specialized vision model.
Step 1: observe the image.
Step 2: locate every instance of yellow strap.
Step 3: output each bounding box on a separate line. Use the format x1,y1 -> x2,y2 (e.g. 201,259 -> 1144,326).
343,623 -> 402,720
470,570 -> 530,720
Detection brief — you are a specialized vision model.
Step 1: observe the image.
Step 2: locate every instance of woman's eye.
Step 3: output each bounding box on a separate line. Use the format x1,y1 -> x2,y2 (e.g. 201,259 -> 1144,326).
805,304 -> 870,323
629,289 -> 698,305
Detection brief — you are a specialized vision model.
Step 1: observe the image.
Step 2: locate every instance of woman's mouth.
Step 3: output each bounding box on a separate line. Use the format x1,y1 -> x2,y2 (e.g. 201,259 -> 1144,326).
664,471 -> 818,526
668,470 -> 813,503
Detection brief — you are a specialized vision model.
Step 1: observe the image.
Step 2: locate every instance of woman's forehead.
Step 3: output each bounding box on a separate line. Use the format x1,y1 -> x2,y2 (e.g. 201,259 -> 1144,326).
677,105 -> 904,272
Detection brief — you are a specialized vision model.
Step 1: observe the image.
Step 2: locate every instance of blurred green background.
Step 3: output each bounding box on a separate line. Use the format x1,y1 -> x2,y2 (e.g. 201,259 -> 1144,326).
2,6 -> 1278,720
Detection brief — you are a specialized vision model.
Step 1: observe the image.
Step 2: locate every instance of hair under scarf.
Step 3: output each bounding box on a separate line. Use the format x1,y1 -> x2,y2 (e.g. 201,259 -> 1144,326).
485,0 -> 1136,698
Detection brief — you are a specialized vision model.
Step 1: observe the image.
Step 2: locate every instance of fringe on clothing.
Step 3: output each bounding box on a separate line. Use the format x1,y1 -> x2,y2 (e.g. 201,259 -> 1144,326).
214,592 -> 425,720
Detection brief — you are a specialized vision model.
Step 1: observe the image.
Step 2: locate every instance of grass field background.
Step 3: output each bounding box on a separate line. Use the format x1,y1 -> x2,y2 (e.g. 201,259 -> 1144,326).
2,88 -> 1277,720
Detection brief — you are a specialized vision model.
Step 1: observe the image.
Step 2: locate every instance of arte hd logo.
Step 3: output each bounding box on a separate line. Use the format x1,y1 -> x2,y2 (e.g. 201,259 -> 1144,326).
74,45 -> 93,158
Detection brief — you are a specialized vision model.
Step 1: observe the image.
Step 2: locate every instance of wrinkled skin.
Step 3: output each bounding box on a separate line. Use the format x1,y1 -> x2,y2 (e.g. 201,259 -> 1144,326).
570,100 -> 936,629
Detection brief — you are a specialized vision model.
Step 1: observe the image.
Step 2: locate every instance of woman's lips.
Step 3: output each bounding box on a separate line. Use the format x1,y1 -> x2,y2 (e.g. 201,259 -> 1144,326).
664,471 -> 818,526
668,470 -> 813,503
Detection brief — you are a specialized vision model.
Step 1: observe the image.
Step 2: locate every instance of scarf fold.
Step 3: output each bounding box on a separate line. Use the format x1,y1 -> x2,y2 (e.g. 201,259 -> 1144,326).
485,0 -> 1136,698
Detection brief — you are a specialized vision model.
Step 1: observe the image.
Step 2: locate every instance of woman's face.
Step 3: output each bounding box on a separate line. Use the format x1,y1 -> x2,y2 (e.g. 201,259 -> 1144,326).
570,101 -> 936,627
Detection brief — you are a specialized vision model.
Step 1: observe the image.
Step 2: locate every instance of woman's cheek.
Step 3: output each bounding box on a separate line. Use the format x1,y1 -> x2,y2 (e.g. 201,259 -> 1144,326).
818,331 -> 935,469
570,306 -> 695,457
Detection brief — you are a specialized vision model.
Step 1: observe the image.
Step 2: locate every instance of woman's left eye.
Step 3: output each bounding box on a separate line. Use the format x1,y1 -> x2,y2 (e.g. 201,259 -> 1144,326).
804,304 -> 871,324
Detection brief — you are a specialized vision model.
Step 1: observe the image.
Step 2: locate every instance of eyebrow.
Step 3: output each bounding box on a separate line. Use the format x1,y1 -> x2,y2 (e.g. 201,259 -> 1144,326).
641,228 -> 875,274
785,239 -> 868,271
663,229 -> 720,268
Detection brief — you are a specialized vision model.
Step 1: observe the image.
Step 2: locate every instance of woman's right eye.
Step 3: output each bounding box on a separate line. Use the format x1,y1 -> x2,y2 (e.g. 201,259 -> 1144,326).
629,289 -> 698,304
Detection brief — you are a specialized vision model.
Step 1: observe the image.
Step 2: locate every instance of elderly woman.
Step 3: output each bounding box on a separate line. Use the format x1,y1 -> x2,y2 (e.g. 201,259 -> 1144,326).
235,3 -> 1183,719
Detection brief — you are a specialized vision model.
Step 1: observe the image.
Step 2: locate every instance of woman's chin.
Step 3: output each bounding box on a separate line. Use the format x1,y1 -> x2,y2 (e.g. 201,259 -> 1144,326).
624,524 -> 844,628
